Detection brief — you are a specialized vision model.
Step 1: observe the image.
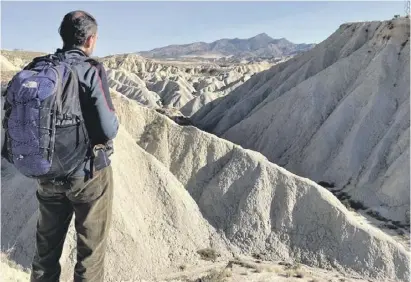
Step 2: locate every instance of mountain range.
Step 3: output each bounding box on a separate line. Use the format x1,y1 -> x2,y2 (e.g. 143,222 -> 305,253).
137,33 -> 315,60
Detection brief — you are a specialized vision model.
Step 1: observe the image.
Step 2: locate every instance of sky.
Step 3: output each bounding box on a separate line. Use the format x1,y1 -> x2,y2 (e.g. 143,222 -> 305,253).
1,1 -> 406,57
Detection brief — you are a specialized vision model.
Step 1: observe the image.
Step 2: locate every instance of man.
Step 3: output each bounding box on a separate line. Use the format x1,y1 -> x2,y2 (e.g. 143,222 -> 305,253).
27,11 -> 118,282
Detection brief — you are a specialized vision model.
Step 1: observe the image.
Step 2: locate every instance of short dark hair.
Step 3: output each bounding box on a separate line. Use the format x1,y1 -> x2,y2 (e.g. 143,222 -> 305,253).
59,10 -> 98,48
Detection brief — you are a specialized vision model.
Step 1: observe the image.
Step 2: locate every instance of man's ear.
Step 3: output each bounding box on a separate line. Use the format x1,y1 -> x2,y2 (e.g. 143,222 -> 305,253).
84,35 -> 95,48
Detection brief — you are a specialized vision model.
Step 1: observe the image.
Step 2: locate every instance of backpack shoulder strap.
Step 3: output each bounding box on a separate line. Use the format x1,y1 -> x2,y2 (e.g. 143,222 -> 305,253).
83,57 -> 100,66
23,54 -> 60,70
86,57 -> 99,64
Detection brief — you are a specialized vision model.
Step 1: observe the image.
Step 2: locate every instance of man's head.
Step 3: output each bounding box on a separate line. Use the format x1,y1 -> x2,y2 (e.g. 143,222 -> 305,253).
59,10 -> 98,56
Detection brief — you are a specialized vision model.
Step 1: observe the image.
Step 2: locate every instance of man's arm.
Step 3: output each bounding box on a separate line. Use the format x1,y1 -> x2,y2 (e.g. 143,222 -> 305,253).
86,61 -> 119,143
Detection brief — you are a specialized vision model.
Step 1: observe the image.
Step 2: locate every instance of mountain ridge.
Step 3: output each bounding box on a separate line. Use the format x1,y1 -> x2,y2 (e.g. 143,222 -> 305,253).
137,33 -> 314,60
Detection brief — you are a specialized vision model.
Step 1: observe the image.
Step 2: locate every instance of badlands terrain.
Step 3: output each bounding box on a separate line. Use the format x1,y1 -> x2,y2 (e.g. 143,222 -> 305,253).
1,49 -> 276,112
1,17 -> 410,282
102,54 -> 275,111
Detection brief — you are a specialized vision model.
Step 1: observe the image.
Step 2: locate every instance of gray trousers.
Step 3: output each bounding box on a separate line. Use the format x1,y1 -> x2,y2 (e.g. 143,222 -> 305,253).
30,165 -> 113,282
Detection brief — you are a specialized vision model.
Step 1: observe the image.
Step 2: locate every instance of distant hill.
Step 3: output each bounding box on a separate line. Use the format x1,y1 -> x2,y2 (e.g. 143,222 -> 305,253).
137,33 -> 314,60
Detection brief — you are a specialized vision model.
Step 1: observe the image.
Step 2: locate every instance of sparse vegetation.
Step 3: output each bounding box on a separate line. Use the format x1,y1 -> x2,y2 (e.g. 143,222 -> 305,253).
279,261 -> 293,268
295,270 -> 305,278
284,270 -> 293,277
264,266 -> 279,273
317,181 -> 335,188
251,252 -> 264,260
393,15 -> 400,19
254,266 -> 264,273
342,199 -> 354,211
139,118 -> 164,145
221,268 -> 232,278
348,199 -> 367,210
381,223 -> 398,230
367,210 -> 389,222
336,193 -> 368,212
192,269 -> 225,282
284,263 -> 301,271
230,259 -> 257,269
392,220 -> 402,226
197,248 -> 220,262
335,191 -> 350,201
390,219 -> 409,229
397,229 -> 405,236
279,262 -> 305,278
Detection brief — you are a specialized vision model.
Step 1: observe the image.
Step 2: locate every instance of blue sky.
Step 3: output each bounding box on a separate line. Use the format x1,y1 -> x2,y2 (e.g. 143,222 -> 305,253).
1,1 -> 405,57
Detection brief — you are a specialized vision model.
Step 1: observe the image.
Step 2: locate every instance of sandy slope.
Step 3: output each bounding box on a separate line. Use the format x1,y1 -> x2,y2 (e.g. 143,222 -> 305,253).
0,253 -> 375,282
1,254 -> 31,282
0,54 -> 22,84
192,18 -> 410,224
0,54 -> 20,72
115,92 -> 409,281
0,50 -> 46,69
159,256 -> 377,282
1,128 -> 230,281
181,92 -> 225,117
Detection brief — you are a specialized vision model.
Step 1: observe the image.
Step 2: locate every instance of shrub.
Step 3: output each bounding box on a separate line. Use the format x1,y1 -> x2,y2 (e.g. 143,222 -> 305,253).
317,181 -> 335,188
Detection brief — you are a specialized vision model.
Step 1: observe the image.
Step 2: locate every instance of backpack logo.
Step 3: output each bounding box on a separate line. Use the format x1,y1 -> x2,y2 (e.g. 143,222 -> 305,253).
22,81 -> 38,88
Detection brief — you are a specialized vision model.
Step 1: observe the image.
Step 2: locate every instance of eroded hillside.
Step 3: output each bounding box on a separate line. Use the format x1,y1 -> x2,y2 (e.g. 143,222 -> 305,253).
192,18 -> 411,225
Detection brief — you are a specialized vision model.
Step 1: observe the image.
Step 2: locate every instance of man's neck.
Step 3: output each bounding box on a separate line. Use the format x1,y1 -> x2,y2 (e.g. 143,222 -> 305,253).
58,46 -> 89,56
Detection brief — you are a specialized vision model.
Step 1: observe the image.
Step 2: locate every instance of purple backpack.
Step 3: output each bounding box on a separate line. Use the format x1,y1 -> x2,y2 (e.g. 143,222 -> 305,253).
2,54 -> 90,179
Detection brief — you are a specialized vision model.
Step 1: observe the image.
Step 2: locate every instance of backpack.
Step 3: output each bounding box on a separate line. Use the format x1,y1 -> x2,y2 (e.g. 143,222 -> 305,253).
1,54 -> 91,179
